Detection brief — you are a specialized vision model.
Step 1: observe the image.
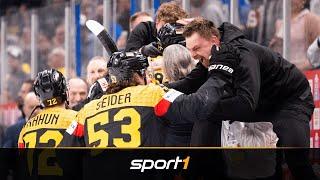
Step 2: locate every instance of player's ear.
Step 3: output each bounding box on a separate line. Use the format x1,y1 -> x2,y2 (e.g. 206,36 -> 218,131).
211,35 -> 220,46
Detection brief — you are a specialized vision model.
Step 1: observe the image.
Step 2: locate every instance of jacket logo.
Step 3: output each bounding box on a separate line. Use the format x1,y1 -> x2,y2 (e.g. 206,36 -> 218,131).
208,64 -> 234,74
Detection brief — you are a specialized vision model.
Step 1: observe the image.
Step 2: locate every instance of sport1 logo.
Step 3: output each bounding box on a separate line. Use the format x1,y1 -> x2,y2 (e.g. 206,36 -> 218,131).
130,156 -> 190,172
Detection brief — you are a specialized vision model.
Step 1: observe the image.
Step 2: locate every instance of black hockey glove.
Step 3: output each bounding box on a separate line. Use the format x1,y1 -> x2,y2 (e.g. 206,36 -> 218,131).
208,43 -> 240,84
141,42 -> 162,58
87,76 -> 109,101
157,23 -> 186,50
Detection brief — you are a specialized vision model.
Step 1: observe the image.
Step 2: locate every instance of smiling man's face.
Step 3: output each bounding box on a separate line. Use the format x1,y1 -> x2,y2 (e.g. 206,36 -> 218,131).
186,32 -> 216,67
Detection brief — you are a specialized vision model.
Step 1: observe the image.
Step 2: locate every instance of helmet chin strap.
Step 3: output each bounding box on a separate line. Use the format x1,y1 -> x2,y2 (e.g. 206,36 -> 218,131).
65,92 -> 69,106
64,93 -> 69,109
27,105 -> 43,121
65,102 -> 69,109
136,70 -> 147,85
143,75 -> 147,85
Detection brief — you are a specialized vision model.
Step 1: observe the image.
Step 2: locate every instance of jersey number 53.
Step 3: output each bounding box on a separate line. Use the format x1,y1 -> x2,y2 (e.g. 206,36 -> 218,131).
87,108 -> 141,147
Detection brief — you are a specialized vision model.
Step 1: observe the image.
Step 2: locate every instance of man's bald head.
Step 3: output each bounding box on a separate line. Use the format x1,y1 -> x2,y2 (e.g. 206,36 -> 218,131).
86,56 -> 108,85
68,78 -> 88,108
23,92 -> 39,120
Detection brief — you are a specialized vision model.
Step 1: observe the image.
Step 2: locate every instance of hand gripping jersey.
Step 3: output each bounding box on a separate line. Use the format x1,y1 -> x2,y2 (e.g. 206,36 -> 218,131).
61,74 -> 229,148
18,107 -> 77,148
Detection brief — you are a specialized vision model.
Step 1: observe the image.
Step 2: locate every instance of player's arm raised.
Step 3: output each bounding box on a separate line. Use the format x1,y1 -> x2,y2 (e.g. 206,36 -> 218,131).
155,44 -> 240,123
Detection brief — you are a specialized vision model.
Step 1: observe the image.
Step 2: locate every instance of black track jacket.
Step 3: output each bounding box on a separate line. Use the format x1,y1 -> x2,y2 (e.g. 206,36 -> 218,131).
171,22 -> 313,122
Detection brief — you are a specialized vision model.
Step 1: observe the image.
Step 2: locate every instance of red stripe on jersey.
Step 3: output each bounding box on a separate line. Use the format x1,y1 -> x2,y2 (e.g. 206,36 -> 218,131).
73,123 -> 84,137
154,98 -> 171,117
18,143 -> 25,148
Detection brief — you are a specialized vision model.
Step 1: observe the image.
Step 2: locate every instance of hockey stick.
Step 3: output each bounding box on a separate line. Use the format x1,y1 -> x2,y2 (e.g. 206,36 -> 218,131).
85,20 -> 118,56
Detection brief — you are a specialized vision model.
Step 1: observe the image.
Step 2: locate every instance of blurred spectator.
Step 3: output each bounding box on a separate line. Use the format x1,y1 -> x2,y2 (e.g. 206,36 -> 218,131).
249,0 -> 264,7
6,34 -> 19,46
310,0 -> 320,15
52,23 -> 65,48
38,0 -> 65,38
86,56 -> 108,86
81,26 -> 97,73
37,32 -> 52,72
307,37 -> 320,68
2,92 -> 39,148
20,27 -> 31,48
22,92 -> 40,120
95,3 -> 104,24
81,0 -> 96,20
244,0 -> 283,46
118,11 -> 153,51
117,0 -> 130,32
17,79 -> 34,118
47,47 -> 65,74
17,79 -> 34,100
238,0 -> 251,27
6,7 -> 23,35
162,44 -> 197,82
219,0 -> 251,27
20,27 -> 31,71
6,4 -> 31,36
18,4 -> 31,27
190,0 -> 228,27
129,12 -> 153,32
76,1 -> 101,76
116,31 -> 128,50
6,45 -> 28,102
270,0 -> 320,70
0,79 -> 34,148
79,1 -> 99,67
68,78 -> 88,108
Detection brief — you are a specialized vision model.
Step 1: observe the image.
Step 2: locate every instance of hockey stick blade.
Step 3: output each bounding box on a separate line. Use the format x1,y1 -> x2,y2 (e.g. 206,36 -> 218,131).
86,20 -> 118,55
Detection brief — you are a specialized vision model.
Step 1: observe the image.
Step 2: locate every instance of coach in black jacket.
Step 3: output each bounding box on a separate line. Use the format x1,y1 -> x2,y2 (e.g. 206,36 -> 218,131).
125,2 -> 187,54
179,17 -> 316,180
125,21 -> 157,52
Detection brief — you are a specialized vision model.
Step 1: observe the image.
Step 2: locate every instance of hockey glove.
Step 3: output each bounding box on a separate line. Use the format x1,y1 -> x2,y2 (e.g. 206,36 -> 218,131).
87,76 -> 109,101
157,23 -> 186,50
141,42 -> 162,58
208,43 -> 240,84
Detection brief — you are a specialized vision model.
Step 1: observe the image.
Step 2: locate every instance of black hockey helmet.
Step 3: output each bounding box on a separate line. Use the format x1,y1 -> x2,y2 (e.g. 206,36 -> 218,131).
157,22 -> 186,51
34,69 -> 68,107
107,51 -> 149,84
